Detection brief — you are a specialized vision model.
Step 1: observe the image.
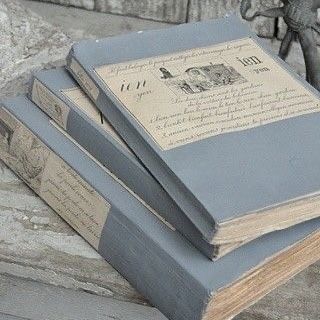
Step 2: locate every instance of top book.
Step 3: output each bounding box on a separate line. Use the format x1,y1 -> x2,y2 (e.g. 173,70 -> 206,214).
67,15 -> 320,245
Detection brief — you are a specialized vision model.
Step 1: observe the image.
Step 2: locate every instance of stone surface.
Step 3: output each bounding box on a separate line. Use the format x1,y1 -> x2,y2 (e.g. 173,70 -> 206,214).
95,0 -> 188,23
1,1 -> 319,319
27,0 -> 287,38
33,0 -> 94,10
187,0 -> 281,38
0,274 -> 165,320
0,314 -> 26,320
0,0 -> 72,98
22,0 -> 171,40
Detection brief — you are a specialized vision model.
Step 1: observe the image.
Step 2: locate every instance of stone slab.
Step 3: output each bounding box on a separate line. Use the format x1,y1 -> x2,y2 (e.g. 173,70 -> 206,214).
188,0 -> 281,38
0,315 -> 27,320
0,274 -> 165,320
95,0 -> 189,23
0,0 -> 72,99
31,0 -> 94,10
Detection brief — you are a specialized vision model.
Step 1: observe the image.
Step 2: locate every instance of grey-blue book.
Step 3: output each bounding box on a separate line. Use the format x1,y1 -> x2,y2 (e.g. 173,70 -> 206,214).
0,96 -> 319,320
29,67 -> 233,260
67,15 -> 320,245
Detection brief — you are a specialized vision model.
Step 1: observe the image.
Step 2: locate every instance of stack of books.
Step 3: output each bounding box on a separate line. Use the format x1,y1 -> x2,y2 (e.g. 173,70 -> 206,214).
1,15 -> 319,320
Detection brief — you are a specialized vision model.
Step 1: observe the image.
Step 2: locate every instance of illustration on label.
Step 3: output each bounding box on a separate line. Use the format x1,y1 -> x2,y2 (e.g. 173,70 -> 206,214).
158,64 -> 247,95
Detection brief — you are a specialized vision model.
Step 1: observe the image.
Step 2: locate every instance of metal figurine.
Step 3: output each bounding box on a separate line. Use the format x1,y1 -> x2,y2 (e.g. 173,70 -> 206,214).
240,0 -> 320,91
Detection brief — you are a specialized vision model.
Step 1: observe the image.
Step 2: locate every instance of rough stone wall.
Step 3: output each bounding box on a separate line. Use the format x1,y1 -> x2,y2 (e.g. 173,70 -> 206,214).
95,0 -> 189,23
188,0 -> 280,38
33,0 -> 282,37
0,0 -> 72,98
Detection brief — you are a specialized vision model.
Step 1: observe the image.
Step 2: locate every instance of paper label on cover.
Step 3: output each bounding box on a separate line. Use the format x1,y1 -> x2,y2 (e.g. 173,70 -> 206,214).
95,37 -> 320,150
0,108 -> 111,249
32,79 -> 70,130
62,87 -> 129,148
70,59 -> 99,100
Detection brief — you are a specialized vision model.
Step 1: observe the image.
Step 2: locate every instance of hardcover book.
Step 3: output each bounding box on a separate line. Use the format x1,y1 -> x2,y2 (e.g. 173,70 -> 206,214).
30,67 -> 231,260
0,96 -> 319,320
67,15 -> 320,245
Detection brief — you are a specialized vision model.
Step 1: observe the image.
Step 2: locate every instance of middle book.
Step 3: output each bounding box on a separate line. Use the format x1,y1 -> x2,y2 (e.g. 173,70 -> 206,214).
30,67 -> 245,260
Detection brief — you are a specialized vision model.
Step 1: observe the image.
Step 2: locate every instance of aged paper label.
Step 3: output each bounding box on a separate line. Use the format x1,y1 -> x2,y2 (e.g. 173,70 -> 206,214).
0,108 -> 110,249
32,79 -> 70,130
95,37 -> 320,150
62,87 -> 129,149
70,58 -> 99,100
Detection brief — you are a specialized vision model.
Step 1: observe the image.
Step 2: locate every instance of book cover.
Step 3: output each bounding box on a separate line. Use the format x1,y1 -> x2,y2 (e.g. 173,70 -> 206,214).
0,96 -> 319,320
67,15 -> 320,245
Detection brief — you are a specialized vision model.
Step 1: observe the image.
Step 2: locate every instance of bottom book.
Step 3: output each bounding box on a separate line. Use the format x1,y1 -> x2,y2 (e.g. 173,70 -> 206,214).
0,96 -> 319,320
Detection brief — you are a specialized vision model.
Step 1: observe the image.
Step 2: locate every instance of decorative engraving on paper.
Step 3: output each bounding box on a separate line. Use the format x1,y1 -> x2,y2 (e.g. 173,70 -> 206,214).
159,64 -> 247,95
0,107 -> 110,249
32,79 -> 70,130
70,59 -> 99,100
62,87 -> 129,150
95,37 -> 320,150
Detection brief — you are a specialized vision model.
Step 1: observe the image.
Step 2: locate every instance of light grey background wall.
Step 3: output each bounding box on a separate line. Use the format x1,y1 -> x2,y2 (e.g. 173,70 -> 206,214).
32,0 -> 283,38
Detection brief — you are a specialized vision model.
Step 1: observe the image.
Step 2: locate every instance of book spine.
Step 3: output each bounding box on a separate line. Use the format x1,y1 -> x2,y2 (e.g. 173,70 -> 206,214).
0,102 -> 207,320
30,74 -> 217,260
0,105 -> 110,250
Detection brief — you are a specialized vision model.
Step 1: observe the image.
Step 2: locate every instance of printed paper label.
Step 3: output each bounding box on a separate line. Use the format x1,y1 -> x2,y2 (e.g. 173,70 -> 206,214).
70,59 -> 99,100
32,79 -> 70,130
0,108 -> 110,249
62,87 -> 128,149
95,37 -> 320,150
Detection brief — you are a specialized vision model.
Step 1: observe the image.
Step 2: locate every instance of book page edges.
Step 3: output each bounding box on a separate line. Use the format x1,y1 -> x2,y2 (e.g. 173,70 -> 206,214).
204,230 -> 320,320
215,193 -> 320,244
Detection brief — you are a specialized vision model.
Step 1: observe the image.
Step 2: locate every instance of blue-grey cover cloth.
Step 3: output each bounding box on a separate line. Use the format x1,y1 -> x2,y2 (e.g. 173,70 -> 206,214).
0,96 -> 319,320
67,15 -> 320,243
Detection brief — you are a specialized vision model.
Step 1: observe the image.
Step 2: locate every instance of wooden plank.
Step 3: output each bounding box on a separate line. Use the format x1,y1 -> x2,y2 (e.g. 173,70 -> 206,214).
187,0 -> 281,38
94,0 -> 189,23
0,314 -> 30,320
0,274 -> 165,320
33,0 -> 94,10
21,0 -> 171,41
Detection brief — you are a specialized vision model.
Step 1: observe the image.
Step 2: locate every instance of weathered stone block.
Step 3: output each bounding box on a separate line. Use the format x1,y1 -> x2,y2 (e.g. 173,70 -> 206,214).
33,0 -> 94,10
95,0 -> 189,23
188,0 -> 281,38
0,0 -> 72,98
